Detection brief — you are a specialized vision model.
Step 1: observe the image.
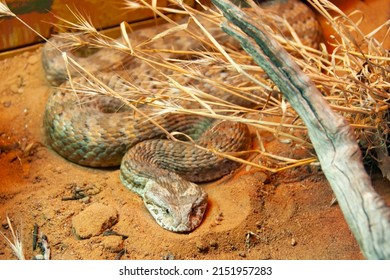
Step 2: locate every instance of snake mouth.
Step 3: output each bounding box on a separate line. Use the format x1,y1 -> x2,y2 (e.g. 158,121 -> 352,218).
143,181 -> 208,233
144,197 -> 208,233
147,203 -> 208,233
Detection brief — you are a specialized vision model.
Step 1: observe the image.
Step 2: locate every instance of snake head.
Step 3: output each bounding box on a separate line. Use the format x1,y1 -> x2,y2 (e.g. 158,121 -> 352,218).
142,176 -> 208,233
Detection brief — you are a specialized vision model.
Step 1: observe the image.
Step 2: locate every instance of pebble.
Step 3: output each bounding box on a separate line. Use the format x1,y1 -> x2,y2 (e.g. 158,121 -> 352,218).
1,219 -> 9,229
291,238 -> 297,246
209,240 -> 218,249
196,241 -> 209,253
80,196 -> 91,204
32,254 -> 45,260
72,203 -> 118,239
102,235 -> 123,253
162,252 -> 175,260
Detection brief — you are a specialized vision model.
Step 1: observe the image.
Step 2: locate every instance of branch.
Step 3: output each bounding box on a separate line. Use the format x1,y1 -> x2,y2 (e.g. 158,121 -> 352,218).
211,0 -> 390,259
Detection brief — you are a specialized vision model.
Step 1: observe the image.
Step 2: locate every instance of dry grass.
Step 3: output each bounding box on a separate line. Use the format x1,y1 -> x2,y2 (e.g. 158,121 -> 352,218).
0,216 -> 25,260
1,0 -> 389,174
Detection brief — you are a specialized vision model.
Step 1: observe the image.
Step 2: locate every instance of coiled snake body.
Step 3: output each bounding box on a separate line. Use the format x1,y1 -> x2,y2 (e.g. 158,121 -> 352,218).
43,0 -> 322,232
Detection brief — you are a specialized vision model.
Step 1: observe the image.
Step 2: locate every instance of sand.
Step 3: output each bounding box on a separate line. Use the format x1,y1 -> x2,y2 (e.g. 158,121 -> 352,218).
0,0 -> 389,260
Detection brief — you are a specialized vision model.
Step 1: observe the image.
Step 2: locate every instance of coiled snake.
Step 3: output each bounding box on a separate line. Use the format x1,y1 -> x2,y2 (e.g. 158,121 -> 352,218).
43,0 -> 322,232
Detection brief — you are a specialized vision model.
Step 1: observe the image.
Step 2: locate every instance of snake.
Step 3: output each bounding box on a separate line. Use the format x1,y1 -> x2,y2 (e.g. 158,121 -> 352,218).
42,0 -> 322,232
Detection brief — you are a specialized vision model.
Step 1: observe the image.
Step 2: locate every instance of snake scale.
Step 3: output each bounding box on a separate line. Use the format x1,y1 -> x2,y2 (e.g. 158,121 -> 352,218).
43,0 -> 322,232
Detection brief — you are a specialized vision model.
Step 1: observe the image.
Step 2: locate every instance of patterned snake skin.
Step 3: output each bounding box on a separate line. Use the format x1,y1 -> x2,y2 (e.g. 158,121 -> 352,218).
43,0 -> 322,232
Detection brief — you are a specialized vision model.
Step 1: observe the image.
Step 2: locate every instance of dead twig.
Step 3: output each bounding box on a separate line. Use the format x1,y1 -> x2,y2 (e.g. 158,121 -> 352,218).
211,0 -> 390,260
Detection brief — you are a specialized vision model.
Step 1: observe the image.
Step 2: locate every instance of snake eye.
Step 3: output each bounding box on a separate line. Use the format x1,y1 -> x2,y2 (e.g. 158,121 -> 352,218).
163,208 -> 170,215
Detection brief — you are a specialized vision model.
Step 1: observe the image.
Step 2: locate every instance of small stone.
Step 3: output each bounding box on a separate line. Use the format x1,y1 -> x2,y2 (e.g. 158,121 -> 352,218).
162,252 -> 175,260
239,251 -> 247,258
72,203 -> 118,239
102,235 -> 123,253
1,219 -> 9,229
209,240 -> 218,249
291,238 -> 297,246
196,241 -> 209,253
80,196 -> 90,204
33,254 -> 45,260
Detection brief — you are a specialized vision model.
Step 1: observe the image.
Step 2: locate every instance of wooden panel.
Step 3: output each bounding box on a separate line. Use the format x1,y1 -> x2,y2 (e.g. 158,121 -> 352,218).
0,0 -> 171,51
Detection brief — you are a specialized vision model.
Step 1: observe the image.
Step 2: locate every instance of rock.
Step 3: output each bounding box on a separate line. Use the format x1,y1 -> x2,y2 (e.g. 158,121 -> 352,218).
209,240 -> 218,249
102,235 -> 123,253
290,238 -> 297,246
72,203 -> 118,239
80,196 -> 90,204
196,240 -> 209,253
1,219 -> 9,229
162,252 -> 175,260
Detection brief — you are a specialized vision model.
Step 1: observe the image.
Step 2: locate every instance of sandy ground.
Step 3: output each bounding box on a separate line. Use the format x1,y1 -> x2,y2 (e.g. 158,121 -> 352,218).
0,0 -> 389,260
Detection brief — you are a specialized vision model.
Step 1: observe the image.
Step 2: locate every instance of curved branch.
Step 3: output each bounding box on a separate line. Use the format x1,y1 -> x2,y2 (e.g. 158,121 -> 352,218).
211,0 -> 390,259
